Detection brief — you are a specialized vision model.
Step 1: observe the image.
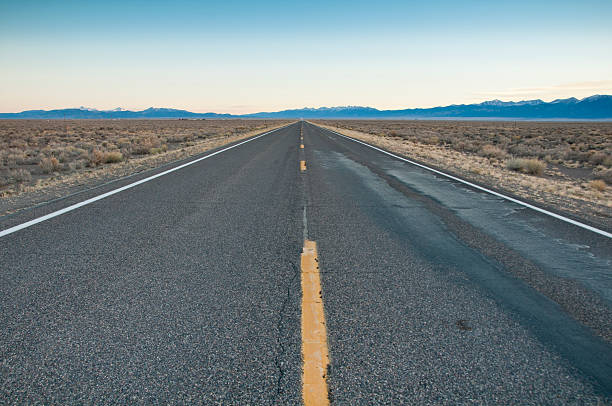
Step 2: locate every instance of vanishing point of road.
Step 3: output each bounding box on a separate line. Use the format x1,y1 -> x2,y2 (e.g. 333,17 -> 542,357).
1,122 -> 611,404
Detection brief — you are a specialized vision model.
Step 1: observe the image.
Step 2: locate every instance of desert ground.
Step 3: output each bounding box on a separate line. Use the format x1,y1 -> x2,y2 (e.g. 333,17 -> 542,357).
314,120 -> 612,229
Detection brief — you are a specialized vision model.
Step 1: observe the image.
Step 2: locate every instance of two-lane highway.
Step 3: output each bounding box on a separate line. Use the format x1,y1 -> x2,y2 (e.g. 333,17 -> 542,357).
1,121 -> 611,404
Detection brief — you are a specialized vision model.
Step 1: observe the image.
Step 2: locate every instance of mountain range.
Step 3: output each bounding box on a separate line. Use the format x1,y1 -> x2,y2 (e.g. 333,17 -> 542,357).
1,95 -> 610,120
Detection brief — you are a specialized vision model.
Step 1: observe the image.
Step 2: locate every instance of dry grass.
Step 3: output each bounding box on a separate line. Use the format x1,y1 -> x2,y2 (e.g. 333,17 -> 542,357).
0,119 -> 289,199
506,158 -> 546,176
103,151 -> 123,163
38,157 -> 60,173
0,168 -> 31,187
589,179 -> 607,192
88,150 -> 123,166
480,144 -> 507,159
314,120 -> 612,228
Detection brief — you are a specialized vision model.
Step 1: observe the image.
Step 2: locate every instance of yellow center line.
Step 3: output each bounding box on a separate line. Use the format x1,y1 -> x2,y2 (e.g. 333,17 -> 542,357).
301,240 -> 330,405
301,160 -> 307,171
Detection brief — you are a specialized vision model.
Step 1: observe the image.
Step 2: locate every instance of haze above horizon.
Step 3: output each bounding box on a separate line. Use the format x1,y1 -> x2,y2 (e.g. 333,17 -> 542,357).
1,0 -> 611,114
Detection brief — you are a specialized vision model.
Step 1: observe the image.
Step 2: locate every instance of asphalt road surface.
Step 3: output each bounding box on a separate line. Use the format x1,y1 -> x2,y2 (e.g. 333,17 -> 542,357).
1,121 -> 611,404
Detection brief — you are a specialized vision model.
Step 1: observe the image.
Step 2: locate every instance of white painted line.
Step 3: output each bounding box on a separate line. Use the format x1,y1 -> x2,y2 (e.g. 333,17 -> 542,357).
0,124 -> 293,238
313,123 -> 612,239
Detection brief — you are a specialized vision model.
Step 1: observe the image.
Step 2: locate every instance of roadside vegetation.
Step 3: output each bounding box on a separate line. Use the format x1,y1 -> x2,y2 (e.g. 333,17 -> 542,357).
505,158 -> 546,176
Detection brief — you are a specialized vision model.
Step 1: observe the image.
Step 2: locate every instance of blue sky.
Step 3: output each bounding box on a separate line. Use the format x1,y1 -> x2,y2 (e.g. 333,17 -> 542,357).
1,0 -> 611,113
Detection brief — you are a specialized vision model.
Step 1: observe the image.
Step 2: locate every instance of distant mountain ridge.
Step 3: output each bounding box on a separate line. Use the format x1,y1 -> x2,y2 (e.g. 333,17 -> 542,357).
2,95 -> 611,119
0,107 -> 233,120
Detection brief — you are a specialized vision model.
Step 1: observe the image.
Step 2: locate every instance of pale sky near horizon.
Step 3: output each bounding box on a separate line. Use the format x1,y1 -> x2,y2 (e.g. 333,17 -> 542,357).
1,0 -> 611,114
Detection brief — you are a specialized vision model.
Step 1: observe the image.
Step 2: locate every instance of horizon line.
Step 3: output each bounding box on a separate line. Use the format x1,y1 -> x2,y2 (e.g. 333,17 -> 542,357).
2,94 -> 610,115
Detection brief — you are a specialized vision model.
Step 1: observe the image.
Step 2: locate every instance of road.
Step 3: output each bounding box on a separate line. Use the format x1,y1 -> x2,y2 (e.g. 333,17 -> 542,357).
1,121 -> 611,404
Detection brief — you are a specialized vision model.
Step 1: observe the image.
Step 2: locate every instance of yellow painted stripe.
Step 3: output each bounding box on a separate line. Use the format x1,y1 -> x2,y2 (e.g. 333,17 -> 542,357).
301,160 -> 307,171
301,144 -> 304,149
301,240 -> 329,406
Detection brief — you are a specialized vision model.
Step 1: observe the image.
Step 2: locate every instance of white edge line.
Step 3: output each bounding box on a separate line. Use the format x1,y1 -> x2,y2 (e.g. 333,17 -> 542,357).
311,122 -> 612,239
0,123 -> 294,238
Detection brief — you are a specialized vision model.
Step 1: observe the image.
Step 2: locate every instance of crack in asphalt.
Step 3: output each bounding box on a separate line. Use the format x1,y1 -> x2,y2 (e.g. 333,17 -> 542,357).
273,257 -> 300,400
